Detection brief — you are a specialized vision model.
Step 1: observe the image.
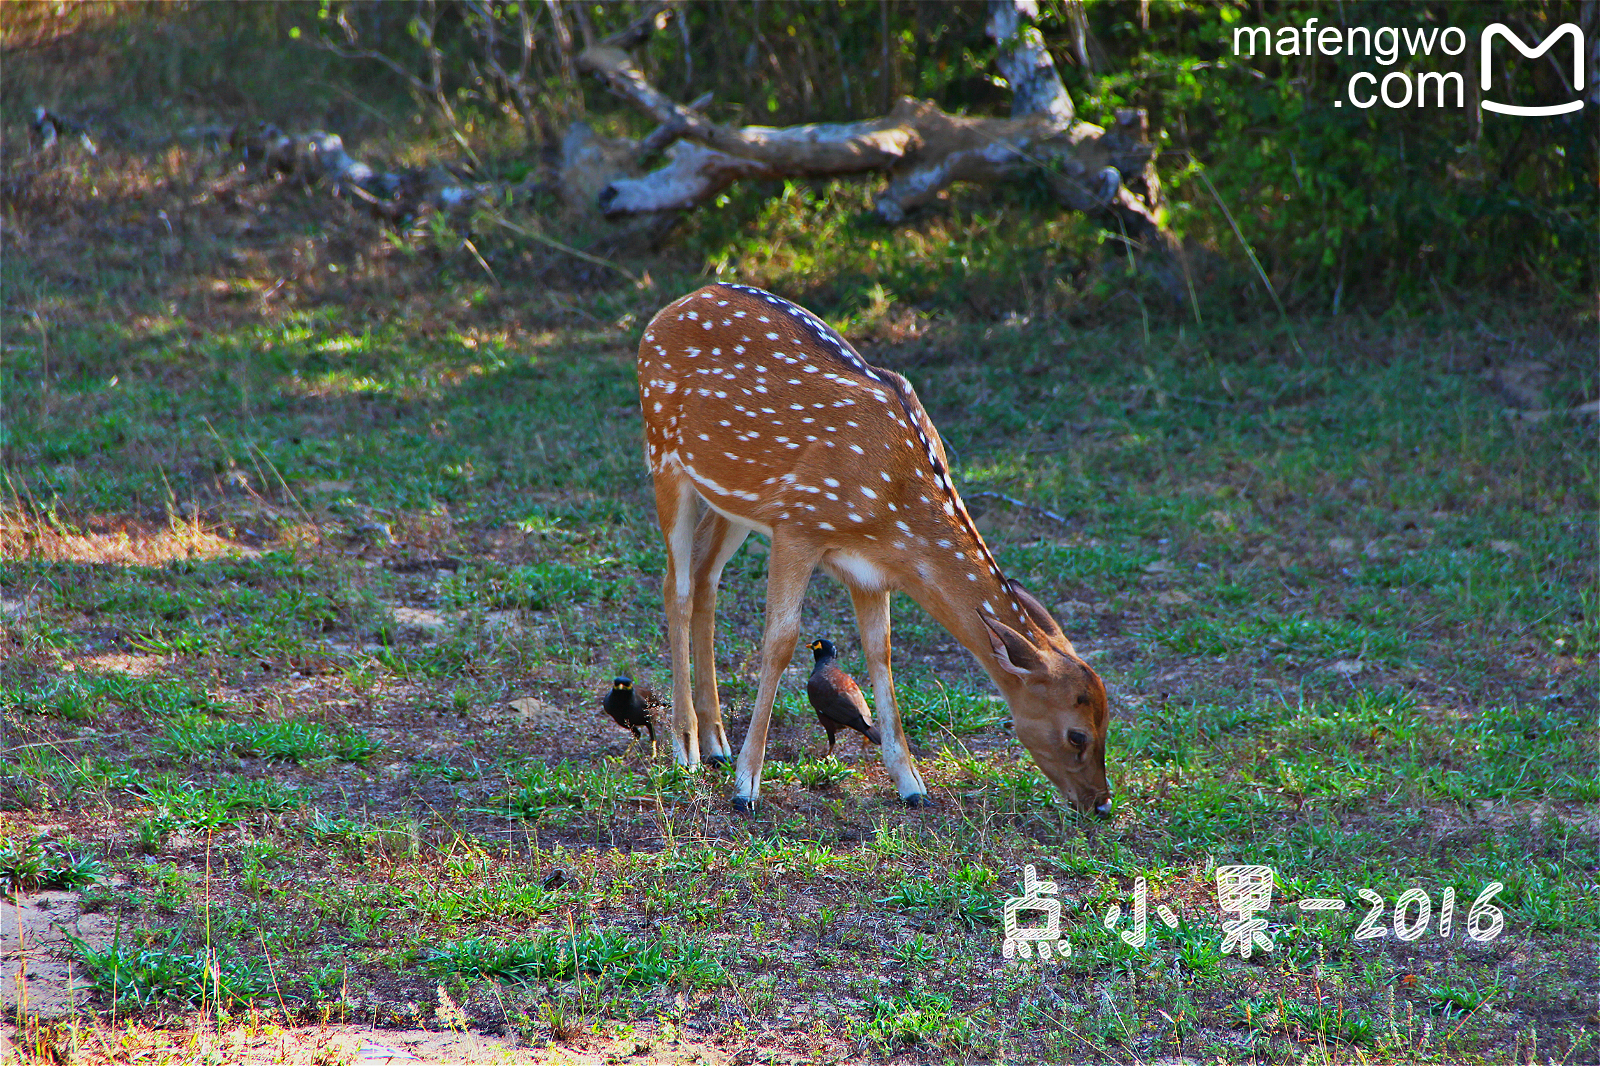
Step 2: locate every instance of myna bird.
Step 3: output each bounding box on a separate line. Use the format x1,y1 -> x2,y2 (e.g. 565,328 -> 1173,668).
806,639 -> 881,756
602,676 -> 657,753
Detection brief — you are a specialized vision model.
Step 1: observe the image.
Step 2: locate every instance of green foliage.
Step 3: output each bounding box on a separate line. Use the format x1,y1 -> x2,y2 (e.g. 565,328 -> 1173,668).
761,755 -> 856,790
424,930 -> 724,989
1068,0 -> 1592,304
160,714 -> 377,764
881,864 -> 1000,929
73,926 -> 273,1009
480,761 -> 629,817
949,755 -> 1060,811
133,778 -> 304,842
0,836 -> 104,895
0,672 -> 227,721
860,989 -> 976,1050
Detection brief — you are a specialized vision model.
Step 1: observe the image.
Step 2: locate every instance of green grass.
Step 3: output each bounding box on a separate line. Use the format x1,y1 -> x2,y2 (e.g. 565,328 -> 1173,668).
422,930 -> 725,989
159,714 -> 377,764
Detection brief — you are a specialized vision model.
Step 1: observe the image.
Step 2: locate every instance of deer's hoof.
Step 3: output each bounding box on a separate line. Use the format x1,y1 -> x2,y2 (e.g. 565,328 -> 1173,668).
704,754 -> 731,768
731,795 -> 758,814
902,793 -> 933,809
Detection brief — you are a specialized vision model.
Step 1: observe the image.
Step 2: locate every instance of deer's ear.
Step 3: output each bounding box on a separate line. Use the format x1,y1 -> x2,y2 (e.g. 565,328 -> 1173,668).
981,613 -> 1045,678
1009,580 -> 1070,649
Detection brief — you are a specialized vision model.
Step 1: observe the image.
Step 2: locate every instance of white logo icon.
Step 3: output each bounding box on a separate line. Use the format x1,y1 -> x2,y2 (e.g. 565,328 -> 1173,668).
1481,22 -> 1585,116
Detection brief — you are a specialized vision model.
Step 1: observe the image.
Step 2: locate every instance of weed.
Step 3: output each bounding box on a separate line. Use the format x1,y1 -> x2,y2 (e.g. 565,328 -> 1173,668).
424,930 -> 724,989
73,925 -> 273,1009
0,835 -> 105,894
881,864 -> 999,929
860,989 -> 975,1050
762,755 -> 856,790
160,714 -> 377,763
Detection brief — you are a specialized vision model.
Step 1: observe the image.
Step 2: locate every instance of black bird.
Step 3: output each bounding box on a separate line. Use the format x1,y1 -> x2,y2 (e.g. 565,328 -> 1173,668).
603,677 -> 657,752
806,639 -> 881,756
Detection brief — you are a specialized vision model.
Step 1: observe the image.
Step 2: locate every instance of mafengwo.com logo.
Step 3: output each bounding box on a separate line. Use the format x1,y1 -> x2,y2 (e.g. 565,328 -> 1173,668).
1231,16 -> 1585,115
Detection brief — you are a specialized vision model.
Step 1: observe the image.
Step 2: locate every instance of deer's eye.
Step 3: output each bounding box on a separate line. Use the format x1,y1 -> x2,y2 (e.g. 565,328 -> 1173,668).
1067,729 -> 1090,751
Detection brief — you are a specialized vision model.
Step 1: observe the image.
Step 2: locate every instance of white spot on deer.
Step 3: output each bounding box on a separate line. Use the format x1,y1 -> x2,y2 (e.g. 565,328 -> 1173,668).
829,551 -> 889,590
817,522 -> 834,531
824,492 -> 838,501
880,471 -> 891,482
686,311 -> 698,320
860,487 -> 877,499
703,321 -> 712,330
967,573 -> 978,582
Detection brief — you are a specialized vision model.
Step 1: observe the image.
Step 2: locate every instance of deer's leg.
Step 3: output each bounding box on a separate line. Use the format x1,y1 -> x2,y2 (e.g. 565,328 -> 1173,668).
654,473 -> 702,767
689,509 -> 749,764
732,533 -> 820,811
848,586 -> 930,806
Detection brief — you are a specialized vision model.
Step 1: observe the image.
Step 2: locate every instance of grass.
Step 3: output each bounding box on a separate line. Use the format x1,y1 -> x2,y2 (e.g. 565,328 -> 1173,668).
159,714 -> 377,764
1,11 -> 1595,1064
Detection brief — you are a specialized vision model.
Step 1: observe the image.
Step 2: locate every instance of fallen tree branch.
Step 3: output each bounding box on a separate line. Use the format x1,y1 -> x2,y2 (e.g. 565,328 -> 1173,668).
570,0 -> 1177,262
968,491 -> 1072,528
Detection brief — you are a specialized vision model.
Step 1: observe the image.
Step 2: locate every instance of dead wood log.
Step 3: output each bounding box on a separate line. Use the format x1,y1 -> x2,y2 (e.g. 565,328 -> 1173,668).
571,0 -> 1177,260
229,124 -> 504,220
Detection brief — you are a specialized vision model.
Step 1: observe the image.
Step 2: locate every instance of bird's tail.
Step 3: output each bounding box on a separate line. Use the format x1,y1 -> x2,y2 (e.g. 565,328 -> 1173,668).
865,725 -> 882,746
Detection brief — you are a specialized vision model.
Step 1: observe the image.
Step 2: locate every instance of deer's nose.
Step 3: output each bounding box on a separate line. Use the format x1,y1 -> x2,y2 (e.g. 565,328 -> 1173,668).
1094,798 -> 1113,818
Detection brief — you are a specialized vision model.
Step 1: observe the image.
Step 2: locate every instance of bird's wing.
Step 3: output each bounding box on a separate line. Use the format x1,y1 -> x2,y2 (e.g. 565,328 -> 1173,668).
808,667 -> 875,732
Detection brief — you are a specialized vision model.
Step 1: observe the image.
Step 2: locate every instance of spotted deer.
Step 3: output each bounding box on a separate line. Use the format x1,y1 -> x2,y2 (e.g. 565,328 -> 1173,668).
637,283 -> 1112,814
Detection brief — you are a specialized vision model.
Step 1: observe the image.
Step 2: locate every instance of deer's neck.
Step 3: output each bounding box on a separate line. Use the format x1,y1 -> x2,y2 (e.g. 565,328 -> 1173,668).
879,516 -> 1039,679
